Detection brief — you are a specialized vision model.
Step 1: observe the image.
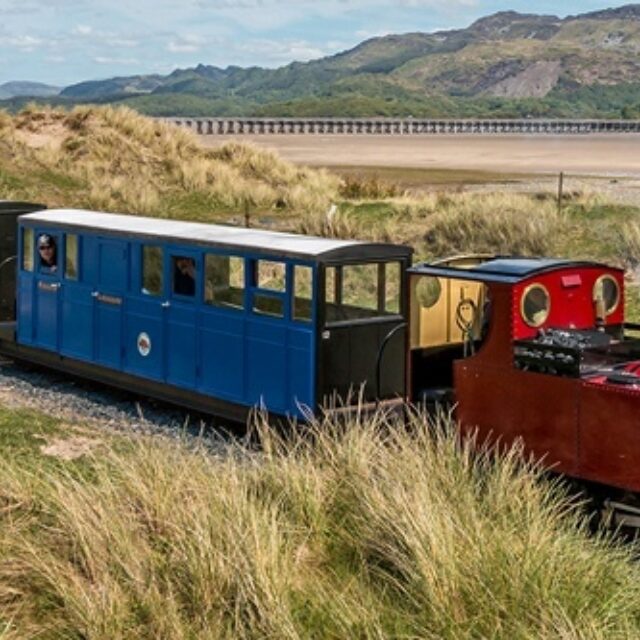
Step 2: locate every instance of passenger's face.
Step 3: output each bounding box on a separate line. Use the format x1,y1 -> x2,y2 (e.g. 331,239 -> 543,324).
177,258 -> 192,274
39,244 -> 54,263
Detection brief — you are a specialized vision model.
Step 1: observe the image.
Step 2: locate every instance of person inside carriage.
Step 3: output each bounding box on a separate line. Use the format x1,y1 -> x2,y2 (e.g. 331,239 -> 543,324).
38,234 -> 57,273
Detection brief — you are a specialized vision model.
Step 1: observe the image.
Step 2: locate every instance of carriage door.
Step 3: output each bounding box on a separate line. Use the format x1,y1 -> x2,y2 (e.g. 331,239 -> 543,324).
33,231 -> 61,351
165,250 -> 199,388
94,238 -> 128,369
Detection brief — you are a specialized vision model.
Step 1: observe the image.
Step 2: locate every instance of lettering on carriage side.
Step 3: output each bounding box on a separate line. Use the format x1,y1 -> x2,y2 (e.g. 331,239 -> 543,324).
137,332 -> 151,357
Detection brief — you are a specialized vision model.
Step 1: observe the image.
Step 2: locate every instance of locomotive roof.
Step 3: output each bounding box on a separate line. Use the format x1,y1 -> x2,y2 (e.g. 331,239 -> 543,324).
21,209 -> 412,261
409,256 -> 620,284
0,201 -> 45,215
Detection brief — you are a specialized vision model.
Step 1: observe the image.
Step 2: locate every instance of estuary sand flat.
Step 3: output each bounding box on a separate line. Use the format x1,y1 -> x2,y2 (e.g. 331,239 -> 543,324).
200,134 -> 640,177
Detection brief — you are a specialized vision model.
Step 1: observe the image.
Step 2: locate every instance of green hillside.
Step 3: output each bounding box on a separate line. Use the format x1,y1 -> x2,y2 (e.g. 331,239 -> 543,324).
3,5 -> 635,117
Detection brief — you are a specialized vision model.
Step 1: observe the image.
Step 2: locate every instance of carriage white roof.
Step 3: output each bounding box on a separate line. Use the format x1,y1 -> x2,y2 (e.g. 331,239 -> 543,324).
22,209 -> 410,260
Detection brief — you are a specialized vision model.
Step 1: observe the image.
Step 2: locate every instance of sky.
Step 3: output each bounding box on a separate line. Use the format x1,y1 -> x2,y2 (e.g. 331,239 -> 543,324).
0,0 -> 635,87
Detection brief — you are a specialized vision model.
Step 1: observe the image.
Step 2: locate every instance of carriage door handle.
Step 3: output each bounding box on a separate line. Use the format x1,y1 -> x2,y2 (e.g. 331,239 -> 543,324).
161,301 -> 171,308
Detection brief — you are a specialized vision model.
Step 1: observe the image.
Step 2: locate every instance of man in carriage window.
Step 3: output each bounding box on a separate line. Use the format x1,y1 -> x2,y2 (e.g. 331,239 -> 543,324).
173,256 -> 196,296
38,234 -> 58,273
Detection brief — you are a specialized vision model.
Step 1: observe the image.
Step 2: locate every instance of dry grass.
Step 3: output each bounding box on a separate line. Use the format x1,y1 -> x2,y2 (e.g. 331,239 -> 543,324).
614,220 -> 640,272
0,105 -> 339,221
299,190 -> 571,258
420,191 -> 566,257
1,409 -> 639,639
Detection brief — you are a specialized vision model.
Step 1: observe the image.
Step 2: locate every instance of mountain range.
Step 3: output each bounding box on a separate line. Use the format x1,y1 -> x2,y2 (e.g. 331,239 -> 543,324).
4,5 -> 640,118
0,81 -> 60,100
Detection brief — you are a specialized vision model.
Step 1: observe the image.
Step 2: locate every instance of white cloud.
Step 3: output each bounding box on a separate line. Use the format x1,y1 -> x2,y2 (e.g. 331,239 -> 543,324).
167,34 -> 207,54
73,24 -> 93,35
0,34 -> 44,51
236,38 -> 335,63
93,56 -> 139,65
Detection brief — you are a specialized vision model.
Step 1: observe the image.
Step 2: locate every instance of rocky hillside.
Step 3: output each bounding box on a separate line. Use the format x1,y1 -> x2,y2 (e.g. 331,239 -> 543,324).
7,5 -> 640,117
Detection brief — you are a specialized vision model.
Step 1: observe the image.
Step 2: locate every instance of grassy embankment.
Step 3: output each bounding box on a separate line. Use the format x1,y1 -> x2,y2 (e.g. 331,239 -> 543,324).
2,406 -> 640,638
3,105 -> 640,637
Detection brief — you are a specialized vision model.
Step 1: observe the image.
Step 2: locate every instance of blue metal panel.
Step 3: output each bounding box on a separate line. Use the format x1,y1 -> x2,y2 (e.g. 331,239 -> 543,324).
166,303 -> 198,388
94,239 -> 128,369
17,273 -> 34,344
96,303 -> 122,368
82,236 -> 99,284
199,308 -> 245,400
287,329 -> 315,416
60,283 -> 94,360
246,319 -> 288,412
124,297 -> 164,381
98,240 -> 128,290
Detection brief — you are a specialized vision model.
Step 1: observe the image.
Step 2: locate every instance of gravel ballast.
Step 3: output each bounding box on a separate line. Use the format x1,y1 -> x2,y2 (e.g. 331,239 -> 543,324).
0,358 -> 235,443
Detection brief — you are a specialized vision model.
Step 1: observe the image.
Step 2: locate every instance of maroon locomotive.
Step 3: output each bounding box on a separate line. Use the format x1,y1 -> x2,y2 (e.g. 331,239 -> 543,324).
408,256 -> 640,522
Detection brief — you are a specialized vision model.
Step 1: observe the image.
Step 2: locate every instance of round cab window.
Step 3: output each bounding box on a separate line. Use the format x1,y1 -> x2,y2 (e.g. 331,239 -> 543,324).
521,284 -> 550,328
593,275 -> 620,315
415,276 -> 442,309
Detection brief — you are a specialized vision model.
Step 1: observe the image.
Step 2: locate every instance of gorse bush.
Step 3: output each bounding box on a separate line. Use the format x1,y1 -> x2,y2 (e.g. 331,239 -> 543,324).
0,105 -> 340,220
1,410 -> 640,638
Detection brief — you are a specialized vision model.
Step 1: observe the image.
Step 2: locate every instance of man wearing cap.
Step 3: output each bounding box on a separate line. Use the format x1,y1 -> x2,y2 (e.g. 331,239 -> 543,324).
38,234 -> 58,273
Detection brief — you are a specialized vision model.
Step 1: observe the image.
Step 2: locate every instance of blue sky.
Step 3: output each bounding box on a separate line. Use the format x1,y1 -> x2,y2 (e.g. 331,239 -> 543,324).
0,0 -> 633,87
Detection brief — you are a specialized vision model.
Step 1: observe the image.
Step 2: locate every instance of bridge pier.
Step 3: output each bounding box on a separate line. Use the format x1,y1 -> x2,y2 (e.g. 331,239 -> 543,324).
166,117 -> 640,136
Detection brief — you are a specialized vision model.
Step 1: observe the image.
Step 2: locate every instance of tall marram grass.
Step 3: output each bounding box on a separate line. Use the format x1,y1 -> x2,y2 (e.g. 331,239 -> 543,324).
1,410 -> 640,638
300,191 -> 568,257
0,105 -> 339,219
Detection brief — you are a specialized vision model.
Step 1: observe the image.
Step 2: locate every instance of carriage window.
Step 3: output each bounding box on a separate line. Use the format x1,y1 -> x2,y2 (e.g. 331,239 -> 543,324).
521,283 -> 550,327
593,275 -> 620,315
172,256 -> 197,297
343,264 -> 379,312
385,262 -> 401,314
325,261 -> 403,323
22,228 -> 34,272
65,234 -> 78,280
256,260 -> 286,292
205,254 -> 244,310
293,265 -> 313,322
325,266 -> 337,304
253,294 -> 284,318
142,246 -> 163,296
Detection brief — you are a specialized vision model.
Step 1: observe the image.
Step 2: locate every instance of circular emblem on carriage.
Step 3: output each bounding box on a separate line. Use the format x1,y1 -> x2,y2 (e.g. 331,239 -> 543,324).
137,332 -> 151,357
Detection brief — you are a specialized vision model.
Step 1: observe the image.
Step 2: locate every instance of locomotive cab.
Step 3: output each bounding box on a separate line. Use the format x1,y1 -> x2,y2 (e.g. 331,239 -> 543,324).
408,255 -> 492,405
410,256 -> 640,498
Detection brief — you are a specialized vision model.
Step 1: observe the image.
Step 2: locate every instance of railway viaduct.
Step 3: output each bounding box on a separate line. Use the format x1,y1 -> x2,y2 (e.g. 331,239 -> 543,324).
168,117 -> 640,135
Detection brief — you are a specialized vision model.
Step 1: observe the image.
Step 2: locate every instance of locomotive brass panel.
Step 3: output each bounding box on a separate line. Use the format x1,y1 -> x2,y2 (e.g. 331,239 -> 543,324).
410,274 -> 486,349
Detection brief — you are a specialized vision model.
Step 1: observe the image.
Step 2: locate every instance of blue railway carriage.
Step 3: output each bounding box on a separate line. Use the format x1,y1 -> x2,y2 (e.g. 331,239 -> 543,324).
8,209 -> 412,421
